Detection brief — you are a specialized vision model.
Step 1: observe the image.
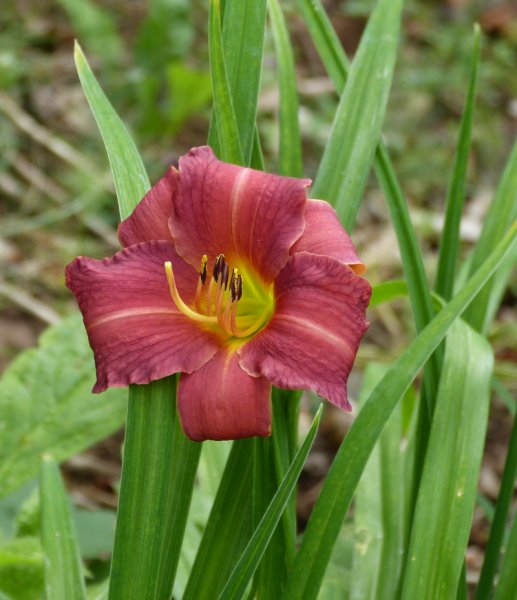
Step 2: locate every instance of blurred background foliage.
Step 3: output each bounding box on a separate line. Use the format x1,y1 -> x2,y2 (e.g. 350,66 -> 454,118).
0,0 -> 516,596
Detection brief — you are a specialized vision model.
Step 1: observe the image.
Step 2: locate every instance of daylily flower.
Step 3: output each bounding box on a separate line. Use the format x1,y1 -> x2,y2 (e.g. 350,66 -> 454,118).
66,146 -> 371,441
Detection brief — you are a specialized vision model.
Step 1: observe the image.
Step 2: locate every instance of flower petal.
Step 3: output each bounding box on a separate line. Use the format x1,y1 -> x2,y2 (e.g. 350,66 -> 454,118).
291,199 -> 365,274
177,346 -> 271,441
118,167 -> 179,247
65,241 -> 223,392
169,146 -> 311,281
239,252 -> 371,409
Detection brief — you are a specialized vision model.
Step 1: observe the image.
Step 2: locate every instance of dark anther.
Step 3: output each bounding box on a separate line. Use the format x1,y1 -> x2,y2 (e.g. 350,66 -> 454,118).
212,255 -> 222,281
229,269 -> 236,298
200,256 -> 208,284
230,273 -> 237,302
236,274 -> 243,301
222,262 -> 230,290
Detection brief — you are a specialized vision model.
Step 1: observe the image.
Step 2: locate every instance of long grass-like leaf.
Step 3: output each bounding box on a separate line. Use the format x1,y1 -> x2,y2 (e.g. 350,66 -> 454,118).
208,0 -> 266,164
284,222 -> 517,599
476,392 -> 517,598
350,366 -> 385,600
435,25 -> 481,301
493,508 -> 517,600
109,379 -> 201,599
75,45 -> 200,598
218,407 -> 322,600
268,0 -> 303,177
298,0 -> 441,405
40,455 -> 87,600
183,441 -> 254,599
464,136 -> 517,333
74,42 -> 149,219
435,25 -> 481,300
311,0 -> 403,232
401,320 -> 493,598
208,0 -> 244,165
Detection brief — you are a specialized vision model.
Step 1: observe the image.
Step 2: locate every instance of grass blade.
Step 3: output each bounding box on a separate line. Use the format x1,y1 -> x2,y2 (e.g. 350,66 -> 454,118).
40,455 -> 87,600
284,222 -> 517,599
493,508 -> 517,600
74,42 -> 150,219
297,0 -> 347,91
311,0 -> 403,231
75,45 -> 201,598
464,136 -> 517,333
298,0 -> 441,399
435,25 -> 481,301
377,380 -> 405,598
183,440 -> 254,600
208,0 -> 267,164
401,320 -> 493,598
208,0 -> 244,165
268,0 -> 303,177
476,389 -> 517,598
218,406 -> 323,600
350,366 -> 385,600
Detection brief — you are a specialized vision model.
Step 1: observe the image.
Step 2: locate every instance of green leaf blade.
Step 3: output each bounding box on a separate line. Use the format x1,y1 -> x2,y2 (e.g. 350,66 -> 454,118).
208,0 -> 244,165
284,223 -> 517,599
214,0 -> 267,164
464,136 -> 517,333
476,388 -> 517,598
0,314 -> 126,500
269,0 -> 303,177
218,406 -> 323,600
40,456 -> 87,600
435,25 -> 481,301
74,42 -> 150,219
401,320 -> 493,598
184,440 -> 254,600
312,0 -> 403,231
108,379 -> 202,600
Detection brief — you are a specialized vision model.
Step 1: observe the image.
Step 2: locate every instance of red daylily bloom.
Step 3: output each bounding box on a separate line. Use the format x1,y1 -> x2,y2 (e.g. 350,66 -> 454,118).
66,146 -> 371,441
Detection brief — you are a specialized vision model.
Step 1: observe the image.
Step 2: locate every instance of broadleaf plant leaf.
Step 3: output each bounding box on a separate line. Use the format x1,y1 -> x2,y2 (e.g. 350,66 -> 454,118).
0,314 -> 126,500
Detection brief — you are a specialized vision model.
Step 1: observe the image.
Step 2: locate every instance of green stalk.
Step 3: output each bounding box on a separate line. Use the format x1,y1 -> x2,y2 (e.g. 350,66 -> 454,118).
108,378 -> 201,599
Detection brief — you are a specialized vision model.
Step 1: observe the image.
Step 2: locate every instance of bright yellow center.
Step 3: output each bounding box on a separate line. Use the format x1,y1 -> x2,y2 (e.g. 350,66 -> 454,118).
165,254 -> 274,340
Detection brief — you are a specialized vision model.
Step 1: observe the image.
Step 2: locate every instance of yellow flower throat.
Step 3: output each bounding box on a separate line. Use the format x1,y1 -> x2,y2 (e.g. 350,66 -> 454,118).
165,254 -> 274,339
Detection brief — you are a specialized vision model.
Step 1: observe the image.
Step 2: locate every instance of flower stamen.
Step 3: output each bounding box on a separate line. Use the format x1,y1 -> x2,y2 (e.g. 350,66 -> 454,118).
164,261 -> 217,325
194,254 -> 208,312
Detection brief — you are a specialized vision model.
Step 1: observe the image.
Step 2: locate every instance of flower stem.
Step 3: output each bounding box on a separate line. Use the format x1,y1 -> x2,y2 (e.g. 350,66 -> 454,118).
108,377 -> 201,599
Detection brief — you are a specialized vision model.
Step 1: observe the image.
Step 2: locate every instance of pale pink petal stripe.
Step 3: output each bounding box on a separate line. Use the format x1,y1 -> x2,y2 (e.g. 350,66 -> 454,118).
169,146 -> 311,282
65,241 -> 224,392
